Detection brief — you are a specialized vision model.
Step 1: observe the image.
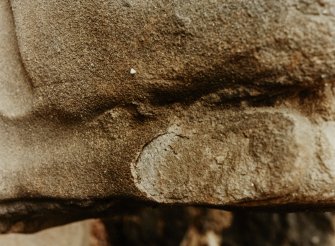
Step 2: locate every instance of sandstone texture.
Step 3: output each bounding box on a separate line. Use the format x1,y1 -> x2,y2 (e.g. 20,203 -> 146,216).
0,0 -> 334,232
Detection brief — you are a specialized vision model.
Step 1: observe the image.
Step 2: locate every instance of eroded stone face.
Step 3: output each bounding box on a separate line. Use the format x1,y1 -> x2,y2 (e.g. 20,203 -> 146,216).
0,0 -> 334,232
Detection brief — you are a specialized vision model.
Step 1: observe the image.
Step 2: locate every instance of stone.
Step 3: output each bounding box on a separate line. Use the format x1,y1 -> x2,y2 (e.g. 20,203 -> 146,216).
0,219 -> 109,246
0,0 -> 334,232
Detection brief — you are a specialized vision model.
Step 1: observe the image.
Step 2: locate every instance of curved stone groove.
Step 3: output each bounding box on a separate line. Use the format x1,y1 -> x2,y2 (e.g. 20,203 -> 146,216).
0,0 -> 33,118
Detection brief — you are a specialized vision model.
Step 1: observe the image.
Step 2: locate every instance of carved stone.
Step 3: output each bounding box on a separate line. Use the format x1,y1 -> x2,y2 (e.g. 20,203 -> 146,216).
0,0 -> 334,232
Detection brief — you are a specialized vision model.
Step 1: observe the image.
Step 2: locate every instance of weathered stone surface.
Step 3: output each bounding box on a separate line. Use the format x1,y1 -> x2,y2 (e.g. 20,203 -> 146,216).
0,0 -> 334,232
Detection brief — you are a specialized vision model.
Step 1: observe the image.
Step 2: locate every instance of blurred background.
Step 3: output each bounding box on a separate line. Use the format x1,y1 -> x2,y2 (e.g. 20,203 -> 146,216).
0,208 -> 334,246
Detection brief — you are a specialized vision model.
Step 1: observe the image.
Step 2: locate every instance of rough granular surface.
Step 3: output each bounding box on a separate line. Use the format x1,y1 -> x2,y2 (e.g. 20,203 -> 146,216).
0,0 -> 334,232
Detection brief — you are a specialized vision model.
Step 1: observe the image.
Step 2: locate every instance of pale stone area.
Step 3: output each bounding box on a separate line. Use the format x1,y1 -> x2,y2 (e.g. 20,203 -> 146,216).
0,0 -> 32,117
0,219 -> 107,246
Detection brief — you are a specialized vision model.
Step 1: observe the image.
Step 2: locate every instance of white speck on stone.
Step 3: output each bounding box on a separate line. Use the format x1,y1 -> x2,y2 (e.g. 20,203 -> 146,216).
311,235 -> 320,244
130,68 -> 137,75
